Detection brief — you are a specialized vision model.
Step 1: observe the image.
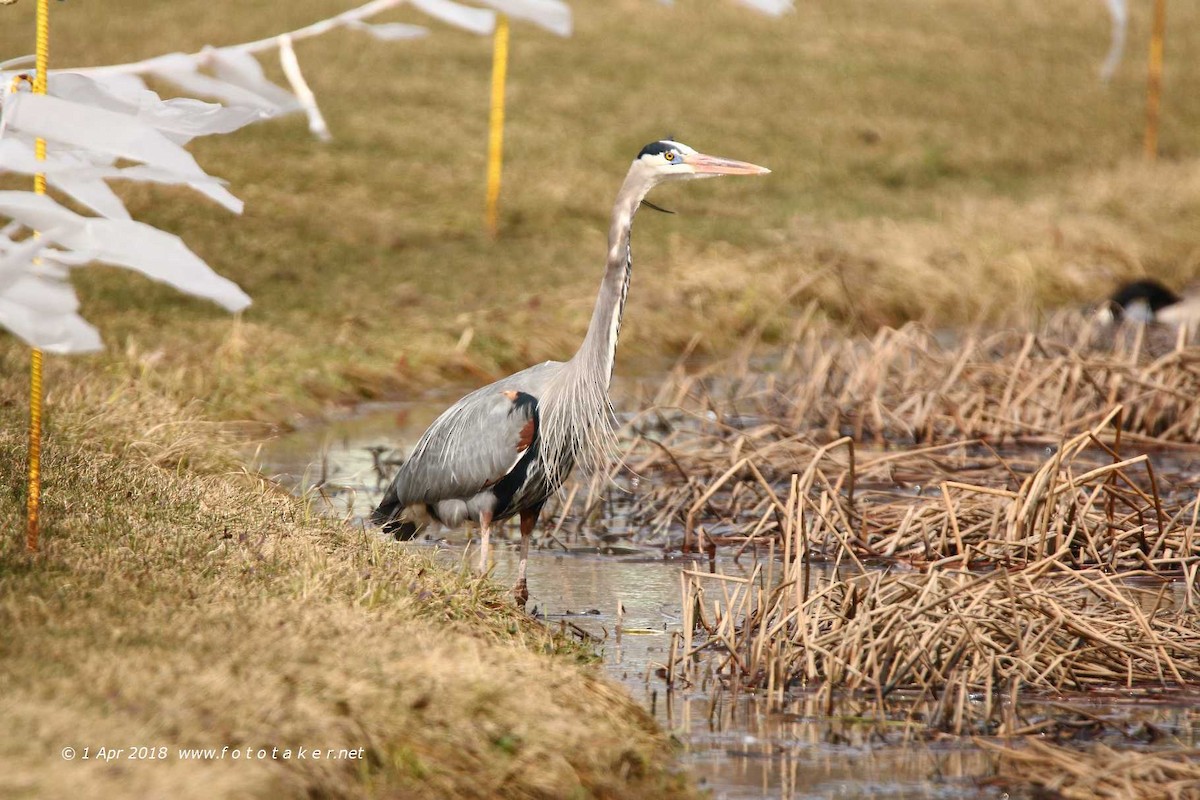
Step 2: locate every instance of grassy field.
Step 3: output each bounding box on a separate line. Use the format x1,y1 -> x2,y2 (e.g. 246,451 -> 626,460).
2,0 -> 1200,797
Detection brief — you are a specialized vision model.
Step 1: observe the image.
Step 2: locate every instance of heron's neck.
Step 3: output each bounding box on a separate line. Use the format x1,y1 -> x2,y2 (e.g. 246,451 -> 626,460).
538,167 -> 653,484
573,170 -> 650,388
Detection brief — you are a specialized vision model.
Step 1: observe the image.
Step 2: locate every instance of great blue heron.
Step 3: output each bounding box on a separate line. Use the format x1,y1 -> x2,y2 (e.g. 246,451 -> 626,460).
371,139 -> 769,604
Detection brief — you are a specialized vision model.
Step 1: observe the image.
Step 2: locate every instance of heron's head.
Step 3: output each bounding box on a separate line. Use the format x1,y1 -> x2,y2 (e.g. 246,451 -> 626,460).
632,139 -> 770,186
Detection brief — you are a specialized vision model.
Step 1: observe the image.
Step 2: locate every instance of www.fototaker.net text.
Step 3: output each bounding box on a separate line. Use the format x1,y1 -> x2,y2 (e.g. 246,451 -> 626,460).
63,745 -> 366,762
181,746 -> 366,761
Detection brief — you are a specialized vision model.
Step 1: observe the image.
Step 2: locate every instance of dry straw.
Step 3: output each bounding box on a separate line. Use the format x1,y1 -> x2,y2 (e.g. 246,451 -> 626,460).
546,312 -> 1200,579
668,559 -> 1200,734
983,739 -> 1200,800
537,312 -> 1200,751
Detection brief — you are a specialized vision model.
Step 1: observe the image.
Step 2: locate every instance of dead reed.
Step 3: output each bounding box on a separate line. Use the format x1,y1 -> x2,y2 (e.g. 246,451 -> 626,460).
982,739 -> 1200,799
647,310 -> 1200,447
542,316 -> 1200,766
666,556 -> 1200,736
542,314 -> 1200,576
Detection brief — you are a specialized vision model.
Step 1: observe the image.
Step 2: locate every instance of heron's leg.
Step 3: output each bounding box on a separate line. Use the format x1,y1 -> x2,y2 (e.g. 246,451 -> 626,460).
513,509 -> 536,606
477,509 -> 494,573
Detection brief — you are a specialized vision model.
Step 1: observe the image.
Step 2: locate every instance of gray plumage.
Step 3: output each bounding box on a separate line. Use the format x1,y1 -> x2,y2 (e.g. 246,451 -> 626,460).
371,139 -> 769,604
374,364 -> 556,529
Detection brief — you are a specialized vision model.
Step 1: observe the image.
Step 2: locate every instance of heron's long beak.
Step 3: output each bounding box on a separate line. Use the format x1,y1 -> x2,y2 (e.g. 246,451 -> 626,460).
683,152 -> 771,176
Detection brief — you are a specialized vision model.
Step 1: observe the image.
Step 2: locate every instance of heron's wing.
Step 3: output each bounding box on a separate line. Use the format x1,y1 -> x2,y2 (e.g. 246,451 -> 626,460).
386,388 -> 539,507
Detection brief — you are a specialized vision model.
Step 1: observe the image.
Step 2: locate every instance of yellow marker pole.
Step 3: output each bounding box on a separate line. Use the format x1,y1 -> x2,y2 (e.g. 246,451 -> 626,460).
27,0 -> 50,553
485,14 -> 510,238
1144,0 -> 1167,160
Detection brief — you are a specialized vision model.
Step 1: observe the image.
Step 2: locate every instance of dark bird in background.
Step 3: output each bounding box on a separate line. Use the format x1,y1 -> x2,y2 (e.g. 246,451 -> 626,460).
371,140 -> 770,604
1103,279 -> 1191,324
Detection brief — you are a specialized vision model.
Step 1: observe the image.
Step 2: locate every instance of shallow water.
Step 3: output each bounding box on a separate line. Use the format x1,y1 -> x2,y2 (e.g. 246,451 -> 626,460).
256,398 -> 1199,799
257,399 -> 1014,799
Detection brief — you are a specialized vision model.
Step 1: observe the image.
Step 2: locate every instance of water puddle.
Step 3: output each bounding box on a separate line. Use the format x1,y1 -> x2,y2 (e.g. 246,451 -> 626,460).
255,398 -> 1196,799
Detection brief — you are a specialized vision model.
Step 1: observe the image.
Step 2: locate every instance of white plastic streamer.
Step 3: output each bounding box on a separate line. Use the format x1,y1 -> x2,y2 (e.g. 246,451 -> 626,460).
0,234 -> 49,294
476,0 -> 572,36
211,48 -> 303,112
410,0 -> 496,35
346,20 -> 430,41
48,73 -> 265,144
733,0 -> 793,15
0,230 -> 102,352
0,274 -> 102,354
0,139 -> 230,221
150,53 -> 297,115
278,34 -> 331,142
0,140 -> 131,220
7,93 -> 218,182
1100,0 -> 1127,82
0,0 -> 579,353
0,191 -> 252,313
656,0 -> 795,14
2,91 -> 245,212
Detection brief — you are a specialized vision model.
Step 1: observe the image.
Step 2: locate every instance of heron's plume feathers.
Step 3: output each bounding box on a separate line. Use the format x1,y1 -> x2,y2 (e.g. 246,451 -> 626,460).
536,357 -> 621,486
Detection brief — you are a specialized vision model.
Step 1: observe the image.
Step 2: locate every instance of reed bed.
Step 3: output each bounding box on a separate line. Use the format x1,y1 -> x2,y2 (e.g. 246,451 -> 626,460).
537,315 -> 1200,796
983,739 -> 1200,799
615,315 -> 1200,794
541,314 -> 1200,573
349,314 -> 1200,796
666,555 -> 1200,735
645,310 -> 1200,447
547,403 -> 1200,576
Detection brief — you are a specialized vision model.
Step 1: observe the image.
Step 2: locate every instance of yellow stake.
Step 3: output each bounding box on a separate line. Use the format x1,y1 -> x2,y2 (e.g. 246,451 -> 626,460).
1144,0 -> 1167,160
485,14 -> 510,238
27,0 -> 50,553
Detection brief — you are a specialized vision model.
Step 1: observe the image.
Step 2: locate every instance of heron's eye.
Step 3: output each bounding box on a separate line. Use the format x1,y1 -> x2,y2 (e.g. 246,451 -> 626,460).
664,151 -> 676,162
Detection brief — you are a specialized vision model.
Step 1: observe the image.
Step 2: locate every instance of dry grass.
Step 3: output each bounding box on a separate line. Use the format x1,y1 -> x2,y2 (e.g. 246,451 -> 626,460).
2,1 -> 1200,419
671,561 -> 1200,732
0,358 -> 692,800
532,314 -> 1200,578
983,740 -> 1200,799
5,1 -> 1200,796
